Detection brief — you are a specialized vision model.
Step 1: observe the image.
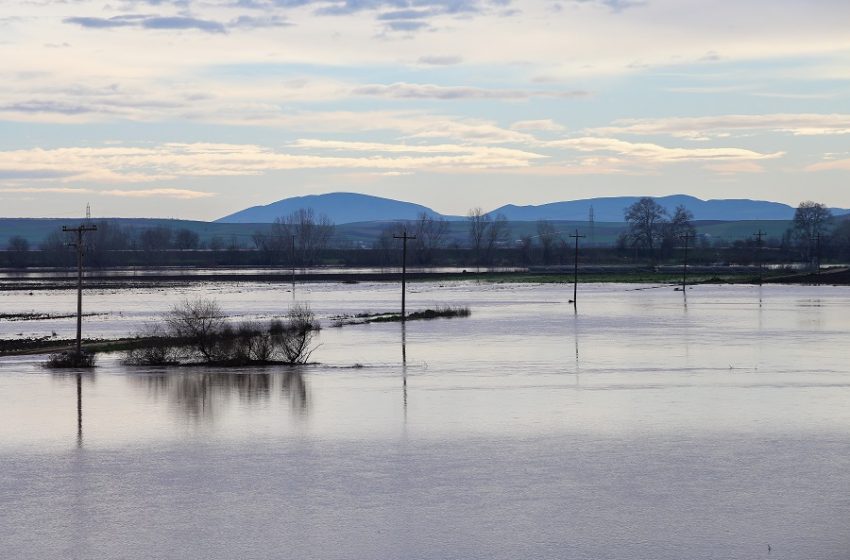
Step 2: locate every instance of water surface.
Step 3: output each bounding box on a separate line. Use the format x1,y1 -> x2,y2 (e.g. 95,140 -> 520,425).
1,282 -> 848,559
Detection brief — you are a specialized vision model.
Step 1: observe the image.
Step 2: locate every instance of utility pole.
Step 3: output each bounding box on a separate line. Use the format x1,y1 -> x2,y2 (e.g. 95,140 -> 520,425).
569,229 -> 585,306
63,224 -> 97,357
753,230 -> 766,286
291,234 -> 296,299
814,233 -> 822,274
679,232 -> 696,292
393,230 -> 416,320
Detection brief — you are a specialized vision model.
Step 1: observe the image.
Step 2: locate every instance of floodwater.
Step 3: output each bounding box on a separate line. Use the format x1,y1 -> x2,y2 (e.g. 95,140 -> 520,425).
1,281 -> 849,559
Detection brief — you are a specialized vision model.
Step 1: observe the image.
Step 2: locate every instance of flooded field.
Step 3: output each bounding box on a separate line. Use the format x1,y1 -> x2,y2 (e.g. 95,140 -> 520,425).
1,281 -> 849,559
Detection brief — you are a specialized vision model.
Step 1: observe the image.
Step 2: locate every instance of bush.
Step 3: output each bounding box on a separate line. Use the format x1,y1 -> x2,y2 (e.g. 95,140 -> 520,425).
123,325 -> 180,366
276,303 -> 319,365
123,299 -> 319,366
45,350 -> 96,368
165,298 -> 226,362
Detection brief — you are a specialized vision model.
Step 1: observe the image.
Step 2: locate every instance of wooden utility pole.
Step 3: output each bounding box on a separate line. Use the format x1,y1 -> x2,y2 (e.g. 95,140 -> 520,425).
753,230 -> 766,285
393,230 -> 416,320
569,230 -> 585,306
63,224 -> 97,356
679,232 -> 696,292
814,233 -> 822,274
291,234 -> 296,299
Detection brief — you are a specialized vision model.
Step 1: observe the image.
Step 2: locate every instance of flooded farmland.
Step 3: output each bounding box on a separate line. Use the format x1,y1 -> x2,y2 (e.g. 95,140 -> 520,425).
2,281 -> 849,559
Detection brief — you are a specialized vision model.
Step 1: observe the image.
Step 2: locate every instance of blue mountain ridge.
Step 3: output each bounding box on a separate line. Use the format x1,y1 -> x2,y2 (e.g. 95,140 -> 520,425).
216,192 -> 850,224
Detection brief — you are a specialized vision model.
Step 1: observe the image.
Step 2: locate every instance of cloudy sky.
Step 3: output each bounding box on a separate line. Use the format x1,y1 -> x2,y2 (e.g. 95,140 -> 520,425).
1,0 -> 849,219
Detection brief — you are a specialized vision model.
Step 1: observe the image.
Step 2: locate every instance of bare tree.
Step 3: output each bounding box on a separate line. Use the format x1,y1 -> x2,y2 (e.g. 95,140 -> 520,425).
39,231 -> 72,267
276,303 -> 319,365
6,236 -> 30,268
625,197 -> 668,261
410,212 -> 448,265
791,201 -> 832,263
174,228 -> 200,250
467,208 -> 511,266
272,208 -> 335,266
139,226 -> 173,252
661,204 -> 695,256
467,207 -> 491,266
165,298 -> 227,362
484,213 -> 511,264
536,220 -> 559,265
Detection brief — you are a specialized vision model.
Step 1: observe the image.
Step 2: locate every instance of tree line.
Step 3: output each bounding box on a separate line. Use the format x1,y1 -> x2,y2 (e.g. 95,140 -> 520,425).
3,198 -> 849,269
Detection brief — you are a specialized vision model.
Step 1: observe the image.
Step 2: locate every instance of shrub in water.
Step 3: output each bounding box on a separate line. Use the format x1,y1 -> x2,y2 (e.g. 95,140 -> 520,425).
46,350 -> 96,369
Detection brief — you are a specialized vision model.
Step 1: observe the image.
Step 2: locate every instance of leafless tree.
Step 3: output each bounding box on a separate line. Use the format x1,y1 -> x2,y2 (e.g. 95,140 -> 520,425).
410,212 -> 448,265
467,207 -> 491,265
792,200 -> 832,263
536,220 -> 559,265
276,303 -> 319,365
484,213 -> 511,264
625,197 -> 668,260
6,236 -> 30,268
165,298 -> 227,362
272,208 -> 335,266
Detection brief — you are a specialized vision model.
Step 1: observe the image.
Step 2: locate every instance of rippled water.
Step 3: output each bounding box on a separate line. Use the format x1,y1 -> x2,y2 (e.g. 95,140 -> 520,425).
1,281 -> 849,559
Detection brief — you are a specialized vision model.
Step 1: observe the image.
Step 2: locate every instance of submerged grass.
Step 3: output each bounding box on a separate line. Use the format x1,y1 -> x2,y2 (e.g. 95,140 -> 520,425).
332,306 -> 471,327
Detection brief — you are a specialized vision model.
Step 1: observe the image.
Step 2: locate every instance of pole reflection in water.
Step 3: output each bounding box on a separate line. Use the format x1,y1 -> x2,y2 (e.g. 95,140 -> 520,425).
401,322 -> 408,418
76,372 -> 82,448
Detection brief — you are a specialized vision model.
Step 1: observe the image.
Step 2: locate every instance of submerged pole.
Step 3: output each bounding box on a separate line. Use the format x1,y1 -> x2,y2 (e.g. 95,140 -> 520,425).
393,230 -> 416,320
680,232 -> 695,292
753,230 -> 765,286
568,229 -> 585,306
62,224 -> 97,357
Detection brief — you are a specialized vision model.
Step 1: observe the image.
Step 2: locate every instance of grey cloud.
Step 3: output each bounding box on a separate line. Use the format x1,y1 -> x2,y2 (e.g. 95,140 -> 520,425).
64,13 -> 278,33
417,55 -> 463,65
352,82 -> 589,100
0,170 -> 75,180
385,20 -> 430,31
565,0 -> 645,12
314,0 -> 483,17
0,101 -> 94,114
378,9 -> 433,19
228,14 -> 293,28
64,16 -> 139,28
141,16 -> 226,32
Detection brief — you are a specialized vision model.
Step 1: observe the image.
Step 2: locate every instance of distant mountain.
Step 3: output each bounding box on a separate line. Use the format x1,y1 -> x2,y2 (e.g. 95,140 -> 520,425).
216,192 -> 451,224
217,192 -> 850,224
490,195 -> 847,222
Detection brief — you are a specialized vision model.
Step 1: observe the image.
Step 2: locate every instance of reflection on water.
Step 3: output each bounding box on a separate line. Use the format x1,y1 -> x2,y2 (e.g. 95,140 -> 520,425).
51,372 -> 96,448
401,322 -> 407,416
131,369 -> 308,420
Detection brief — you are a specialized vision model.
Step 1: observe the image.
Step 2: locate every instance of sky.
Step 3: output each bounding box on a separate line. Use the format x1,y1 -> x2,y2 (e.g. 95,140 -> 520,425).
1,0 -> 850,220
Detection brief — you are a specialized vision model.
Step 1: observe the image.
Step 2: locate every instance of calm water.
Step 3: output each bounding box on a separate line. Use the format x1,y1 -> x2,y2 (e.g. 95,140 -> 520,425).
1,281 -> 849,559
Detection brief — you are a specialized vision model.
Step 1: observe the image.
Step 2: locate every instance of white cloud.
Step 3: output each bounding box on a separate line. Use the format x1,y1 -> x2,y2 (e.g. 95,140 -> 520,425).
592,114 -> 850,139
510,119 -> 566,132
0,141 -> 547,186
0,186 -> 213,198
547,137 -> 783,163
350,82 -> 589,100
807,159 -> 850,172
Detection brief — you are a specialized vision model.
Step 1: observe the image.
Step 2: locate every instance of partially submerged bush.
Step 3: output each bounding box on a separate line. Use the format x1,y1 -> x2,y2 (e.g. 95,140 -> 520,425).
45,350 -> 96,369
124,298 -> 319,366
277,303 -> 319,365
123,324 -> 180,366
165,298 -> 227,362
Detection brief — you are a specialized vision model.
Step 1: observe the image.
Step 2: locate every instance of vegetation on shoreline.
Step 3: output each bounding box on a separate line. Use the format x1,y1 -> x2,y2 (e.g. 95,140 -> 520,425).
331,306 -> 471,327
123,298 -> 319,367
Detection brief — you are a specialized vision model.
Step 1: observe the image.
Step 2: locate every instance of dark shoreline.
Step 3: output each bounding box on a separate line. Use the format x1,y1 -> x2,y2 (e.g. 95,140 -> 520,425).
0,265 -> 818,291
